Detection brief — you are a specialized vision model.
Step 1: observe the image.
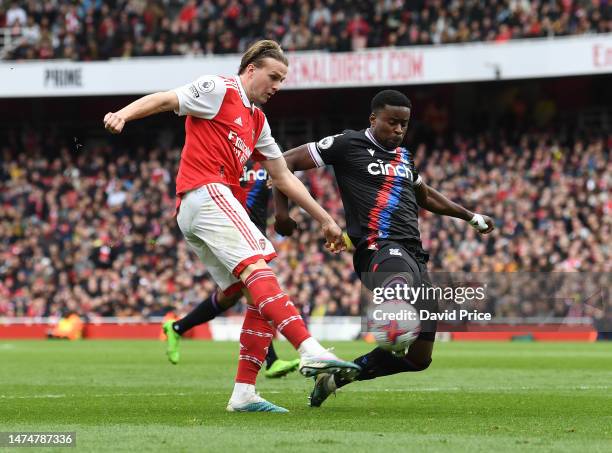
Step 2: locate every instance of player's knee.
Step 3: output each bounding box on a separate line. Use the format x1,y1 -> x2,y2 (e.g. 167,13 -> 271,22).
239,261 -> 285,308
240,260 -> 269,281
216,289 -> 242,309
403,356 -> 431,372
404,346 -> 433,371
406,339 -> 434,371
414,357 -> 432,371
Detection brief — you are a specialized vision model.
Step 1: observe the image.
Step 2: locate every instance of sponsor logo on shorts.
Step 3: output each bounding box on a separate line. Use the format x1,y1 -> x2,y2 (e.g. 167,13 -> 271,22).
389,248 -> 403,257
259,239 -> 266,250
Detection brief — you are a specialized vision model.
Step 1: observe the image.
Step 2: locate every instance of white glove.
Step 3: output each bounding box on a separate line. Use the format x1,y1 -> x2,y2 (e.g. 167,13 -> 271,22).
469,214 -> 488,231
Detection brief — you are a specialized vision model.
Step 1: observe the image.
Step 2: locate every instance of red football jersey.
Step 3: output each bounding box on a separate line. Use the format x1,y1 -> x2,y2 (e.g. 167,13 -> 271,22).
173,75 -> 282,197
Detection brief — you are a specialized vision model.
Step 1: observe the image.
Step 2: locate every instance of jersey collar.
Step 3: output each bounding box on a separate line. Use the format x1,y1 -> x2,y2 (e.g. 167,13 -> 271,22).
365,128 -> 397,153
234,76 -> 254,111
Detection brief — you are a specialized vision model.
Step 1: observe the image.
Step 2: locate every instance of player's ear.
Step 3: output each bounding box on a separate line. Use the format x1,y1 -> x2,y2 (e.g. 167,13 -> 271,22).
369,112 -> 376,126
247,63 -> 256,77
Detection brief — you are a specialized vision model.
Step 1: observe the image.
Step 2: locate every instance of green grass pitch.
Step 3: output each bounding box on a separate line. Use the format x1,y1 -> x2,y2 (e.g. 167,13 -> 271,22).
1,340 -> 610,452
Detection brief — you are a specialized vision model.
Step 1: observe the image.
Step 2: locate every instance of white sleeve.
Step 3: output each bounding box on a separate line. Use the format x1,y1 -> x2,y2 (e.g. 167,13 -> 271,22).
173,75 -> 226,119
306,142 -> 324,167
255,117 -> 282,160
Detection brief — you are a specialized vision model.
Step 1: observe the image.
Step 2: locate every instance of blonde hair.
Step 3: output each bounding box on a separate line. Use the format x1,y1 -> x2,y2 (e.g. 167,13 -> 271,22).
238,40 -> 288,74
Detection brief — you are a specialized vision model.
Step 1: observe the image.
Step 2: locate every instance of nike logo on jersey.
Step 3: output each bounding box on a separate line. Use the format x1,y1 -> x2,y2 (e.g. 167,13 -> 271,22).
234,116 -> 243,126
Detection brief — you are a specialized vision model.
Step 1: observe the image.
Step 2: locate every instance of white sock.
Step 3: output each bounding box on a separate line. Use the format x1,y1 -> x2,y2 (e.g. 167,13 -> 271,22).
297,337 -> 329,357
230,383 -> 256,405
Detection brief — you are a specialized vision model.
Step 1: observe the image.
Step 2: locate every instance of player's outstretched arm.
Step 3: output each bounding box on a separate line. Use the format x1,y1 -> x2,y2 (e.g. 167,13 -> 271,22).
103,91 -> 179,134
263,154 -> 344,252
415,182 -> 495,234
271,145 -> 317,236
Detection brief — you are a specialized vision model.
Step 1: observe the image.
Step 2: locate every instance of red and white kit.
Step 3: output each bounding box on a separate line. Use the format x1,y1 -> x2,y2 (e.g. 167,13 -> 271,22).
173,75 -> 281,295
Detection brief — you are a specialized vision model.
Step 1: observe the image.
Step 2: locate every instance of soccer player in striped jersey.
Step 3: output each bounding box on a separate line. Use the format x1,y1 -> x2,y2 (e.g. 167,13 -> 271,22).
274,90 -> 495,407
163,160 -> 302,379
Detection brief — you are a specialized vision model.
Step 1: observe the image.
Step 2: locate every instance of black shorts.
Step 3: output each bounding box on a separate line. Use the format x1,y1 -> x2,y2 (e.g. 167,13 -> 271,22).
354,240 -> 437,342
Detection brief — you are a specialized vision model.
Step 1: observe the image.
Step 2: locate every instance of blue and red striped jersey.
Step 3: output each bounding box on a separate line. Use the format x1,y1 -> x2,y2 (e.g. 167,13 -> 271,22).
307,129 -> 422,249
239,160 -> 269,234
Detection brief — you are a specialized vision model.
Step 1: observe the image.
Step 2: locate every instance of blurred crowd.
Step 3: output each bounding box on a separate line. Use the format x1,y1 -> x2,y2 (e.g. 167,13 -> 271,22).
2,0 -> 610,60
1,128 -> 609,321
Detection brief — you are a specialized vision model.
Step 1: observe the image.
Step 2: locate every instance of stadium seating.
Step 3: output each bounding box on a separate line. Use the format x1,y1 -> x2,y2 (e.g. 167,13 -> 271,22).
1,0 -> 610,60
1,130 -> 609,318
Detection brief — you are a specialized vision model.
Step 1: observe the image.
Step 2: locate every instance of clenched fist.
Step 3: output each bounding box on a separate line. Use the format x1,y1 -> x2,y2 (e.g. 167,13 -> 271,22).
469,213 -> 495,234
322,221 -> 346,254
104,112 -> 126,134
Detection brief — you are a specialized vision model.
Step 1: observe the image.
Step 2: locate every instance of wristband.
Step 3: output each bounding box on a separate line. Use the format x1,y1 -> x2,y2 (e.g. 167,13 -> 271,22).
469,214 -> 488,231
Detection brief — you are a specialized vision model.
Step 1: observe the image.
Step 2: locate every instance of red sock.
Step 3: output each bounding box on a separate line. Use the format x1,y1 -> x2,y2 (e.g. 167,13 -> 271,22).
244,268 -> 311,349
236,305 -> 273,384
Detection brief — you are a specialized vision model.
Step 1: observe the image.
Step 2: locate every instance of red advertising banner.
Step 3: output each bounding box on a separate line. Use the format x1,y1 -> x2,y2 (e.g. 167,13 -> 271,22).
286,49 -> 424,87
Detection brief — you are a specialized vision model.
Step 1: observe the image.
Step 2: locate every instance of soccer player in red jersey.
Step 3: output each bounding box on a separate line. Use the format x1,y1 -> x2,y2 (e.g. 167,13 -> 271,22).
162,161 -> 303,379
103,40 -> 360,412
